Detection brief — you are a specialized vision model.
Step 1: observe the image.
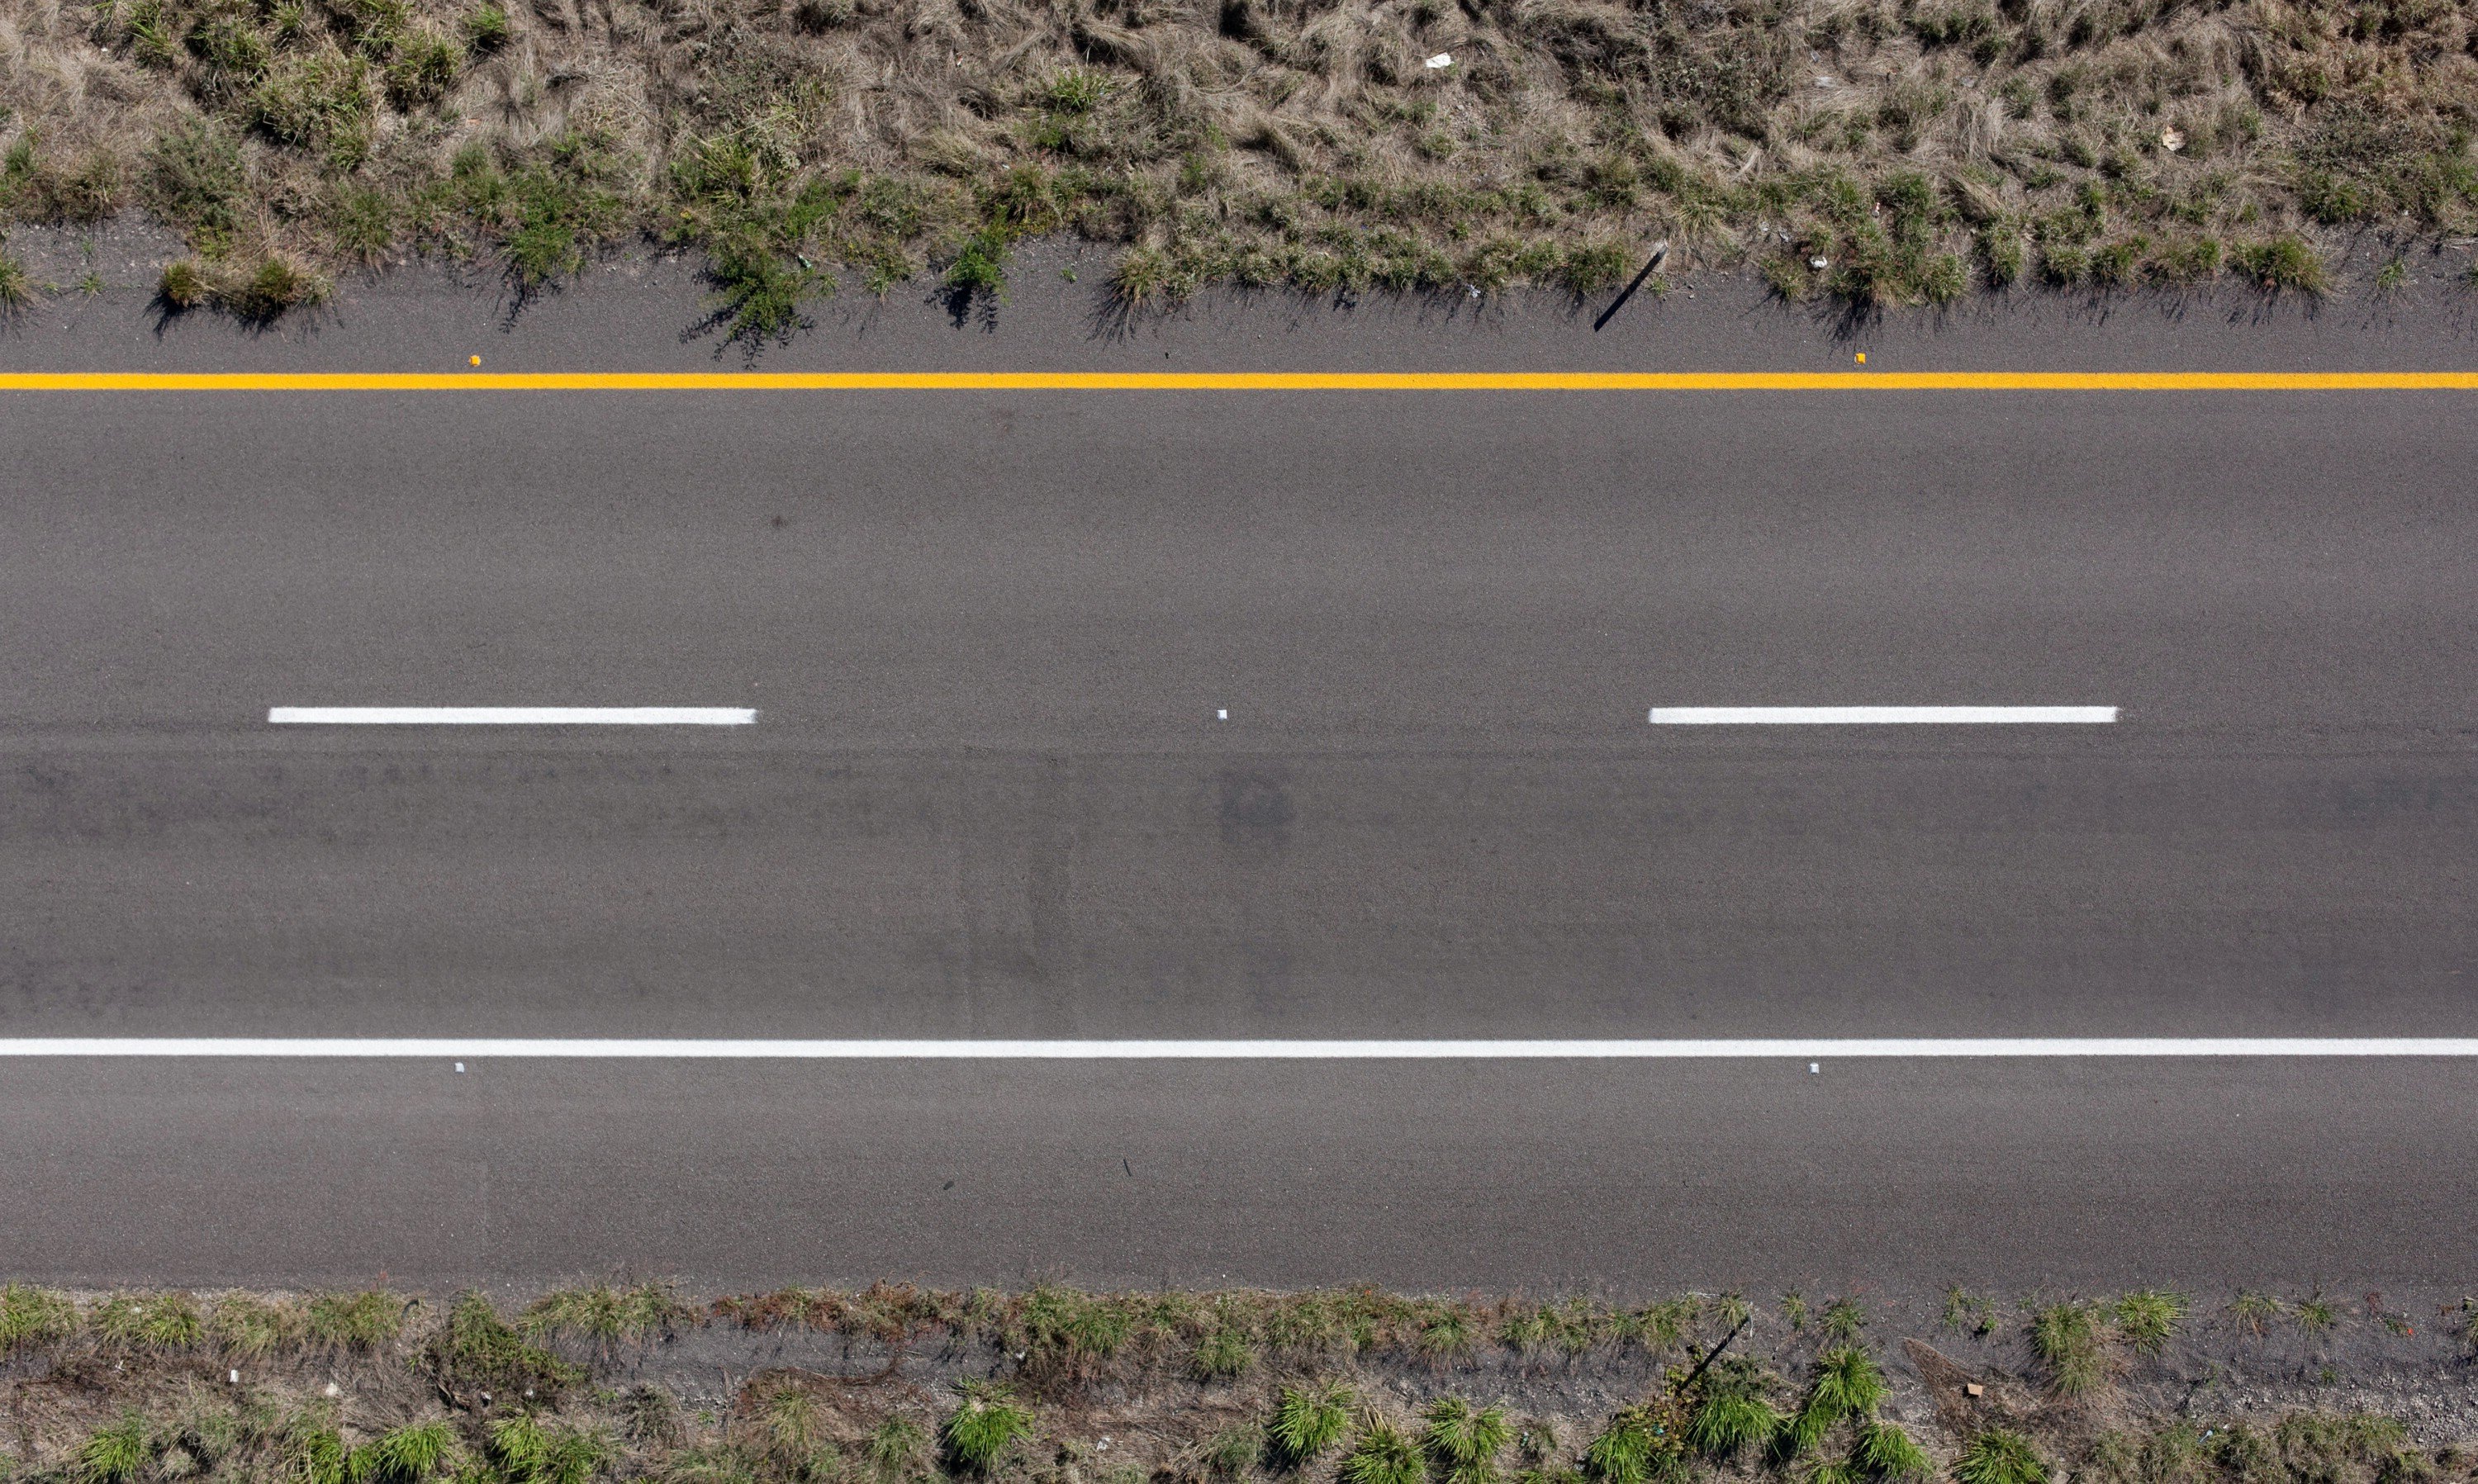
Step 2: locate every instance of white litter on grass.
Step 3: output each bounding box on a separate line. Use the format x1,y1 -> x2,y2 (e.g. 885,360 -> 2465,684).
229,1370 -> 240,1384
324,1383 -> 340,1398
1809,256 -> 1830,269
2161,127 -> 2186,151
1424,51 -> 1452,66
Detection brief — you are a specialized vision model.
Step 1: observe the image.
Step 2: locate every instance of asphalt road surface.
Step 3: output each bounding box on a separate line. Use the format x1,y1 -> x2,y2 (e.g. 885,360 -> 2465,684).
3,382 -> 2475,1290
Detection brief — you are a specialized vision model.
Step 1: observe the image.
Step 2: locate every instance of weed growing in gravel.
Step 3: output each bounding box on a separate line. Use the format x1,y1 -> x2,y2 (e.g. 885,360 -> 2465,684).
2229,1293 -> 2283,1337
2029,1304 -> 2106,1396
2112,1292 -> 2186,1355
1942,1291 -> 1998,1339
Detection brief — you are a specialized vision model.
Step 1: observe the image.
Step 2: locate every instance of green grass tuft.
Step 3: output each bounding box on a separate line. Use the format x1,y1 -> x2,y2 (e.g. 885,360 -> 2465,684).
1193,1326 -> 1259,1382
1809,1348 -> 1887,1422
1687,1362 -> 1783,1459
0,1285 -> 77,1349
1854,1423 -> 1933,1482
349,1423 -> 455,1484
1425,1399 -> 1512,1484
1270,1384 -> 1354,1467
306,1291 -> 404,1350
427,1292 -> 582,1404
942,1393 -> 1034,1477
1953,1432 -> 2046,1484
211,1296 -> 305,1358
2029,1304 -> 2105,1396
82,1412 -> 154,1484
2229,1292 -> 2282,1337
520,1284 -> 686,1348
2232,235 -> 2324,294
1819,1301 -> 1866,1344
1198,1424 -> 1265,1479
865,1418 -> 928,1484
1340,1425 -> 1426,1484
2111,1292 -> 2185,1354
1582,1403 -> 1688,1484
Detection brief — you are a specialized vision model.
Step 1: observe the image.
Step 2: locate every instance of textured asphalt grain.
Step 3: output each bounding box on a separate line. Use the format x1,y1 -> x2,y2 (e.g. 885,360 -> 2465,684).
2,282 -> 2476,1290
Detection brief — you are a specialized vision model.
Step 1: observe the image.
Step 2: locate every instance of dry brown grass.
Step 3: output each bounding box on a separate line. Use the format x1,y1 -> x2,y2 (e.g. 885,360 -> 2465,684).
2,0 -> 2475,324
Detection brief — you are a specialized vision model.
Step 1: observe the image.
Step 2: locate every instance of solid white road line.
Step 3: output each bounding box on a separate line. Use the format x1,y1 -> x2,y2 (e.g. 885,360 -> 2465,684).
1650,706 -> 2119,724
268,707 -> 757,725
0,1038 -> 2471,1058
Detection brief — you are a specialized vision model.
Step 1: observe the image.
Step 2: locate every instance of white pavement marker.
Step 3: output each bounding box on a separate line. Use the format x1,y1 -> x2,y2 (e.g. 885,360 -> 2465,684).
268,707 -> 756,725
1650,706 -> 2118,724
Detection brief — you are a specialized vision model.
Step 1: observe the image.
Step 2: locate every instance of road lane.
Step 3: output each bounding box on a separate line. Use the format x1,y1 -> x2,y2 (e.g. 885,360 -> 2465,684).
2,383 -> 2476,1285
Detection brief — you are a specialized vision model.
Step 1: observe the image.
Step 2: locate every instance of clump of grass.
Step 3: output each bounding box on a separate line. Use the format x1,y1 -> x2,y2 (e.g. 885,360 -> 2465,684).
2112,1292 -> 2185,1354
1688,1359 -> 1783,1459
82,1411 -> 154,1484
1193,1325 -> 1259,1381
1342,1425 -> 1428,1484
1582,1401 -> 1688,1484
211,1295 -> 306,1358
1418,1310 -> 1479,1364
491,1415 -> 614,1484
865,1418 -> 929,1484
1196,1424 -> 1265,1479
1425,1400 -> 1512,1484
95,1292 -> 205,1350
1854,1423 -> 1933,1482
2294,1293 -> 2339,1338
2028,1303 -> 2105,1396
0,250 -> 31,312
0,1285 -> 78,1350
158,258 -> 214,311
308,1291 -> 405,1350
283,1418 -> 349,1484
2229,1292 -> 2282,1337
1270,1384 -> 1354,1467
942,1392 -> 1033,1477
349,1423 -> 456,1484
1819,1300 -> 1865,1344
426,1291 -> 581,1405
521,1284 -> 686,1349
1952,1432 -> 2047,1484
2233,236 -> 2324,295
160,256 -> 331,322
461,3 -> 508,50
1942,1290 -> 1997,1339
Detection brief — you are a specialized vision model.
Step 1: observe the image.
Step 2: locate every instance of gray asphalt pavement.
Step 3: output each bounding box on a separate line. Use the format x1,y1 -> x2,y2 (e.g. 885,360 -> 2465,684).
2,367 -> 2476,1290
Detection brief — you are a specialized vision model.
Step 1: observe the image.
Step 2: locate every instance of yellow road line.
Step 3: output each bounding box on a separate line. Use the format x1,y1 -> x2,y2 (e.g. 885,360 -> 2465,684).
0,370 -> 2475,391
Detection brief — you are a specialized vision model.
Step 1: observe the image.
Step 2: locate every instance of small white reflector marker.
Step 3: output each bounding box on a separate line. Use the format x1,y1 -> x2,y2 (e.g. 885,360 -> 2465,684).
269,707 -> 756,725
1650,706 -> 2117,725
